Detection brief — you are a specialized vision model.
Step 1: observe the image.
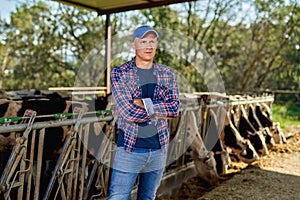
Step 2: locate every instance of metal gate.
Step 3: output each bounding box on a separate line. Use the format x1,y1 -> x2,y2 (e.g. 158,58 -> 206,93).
0,93 -> 275,199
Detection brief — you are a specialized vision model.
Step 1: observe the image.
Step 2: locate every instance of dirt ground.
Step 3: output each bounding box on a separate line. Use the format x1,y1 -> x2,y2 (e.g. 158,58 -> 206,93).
158,124 -> 300,200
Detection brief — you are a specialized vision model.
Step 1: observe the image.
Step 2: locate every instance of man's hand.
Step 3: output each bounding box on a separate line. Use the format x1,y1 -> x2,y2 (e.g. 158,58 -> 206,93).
133,98 -> 145,109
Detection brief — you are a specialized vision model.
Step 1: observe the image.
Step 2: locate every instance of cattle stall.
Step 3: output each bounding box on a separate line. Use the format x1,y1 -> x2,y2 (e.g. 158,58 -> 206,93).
0,93 -> 281,199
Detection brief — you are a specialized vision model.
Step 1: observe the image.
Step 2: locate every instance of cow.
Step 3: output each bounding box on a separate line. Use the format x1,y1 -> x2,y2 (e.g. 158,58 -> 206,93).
0,99 -> 23,175
248,104 -> 275,149
185,110 -> 219,186
203,106 -> 231,175
260,102 -> 272,118
0,92 -> 89,199
10,92 -> 88,163
254,104 -> 273,127
220,107 -> 259,164
165,93 -> 220,186
256,103 -> 287,144
234,104 -> 270,156
269,122 -> 287,144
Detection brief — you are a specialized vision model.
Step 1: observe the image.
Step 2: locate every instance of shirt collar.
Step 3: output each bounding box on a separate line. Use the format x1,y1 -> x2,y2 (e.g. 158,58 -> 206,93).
130,57 -> 164,72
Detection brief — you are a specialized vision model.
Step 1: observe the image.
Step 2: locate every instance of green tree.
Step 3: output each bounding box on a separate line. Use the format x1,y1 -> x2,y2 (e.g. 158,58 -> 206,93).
4,2 -> 73,89
1,0 -> 299,95
2,1 -> 111,90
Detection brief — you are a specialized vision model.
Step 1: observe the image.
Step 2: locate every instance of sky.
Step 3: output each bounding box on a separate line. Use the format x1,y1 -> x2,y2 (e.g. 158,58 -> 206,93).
1,0 -> 20,21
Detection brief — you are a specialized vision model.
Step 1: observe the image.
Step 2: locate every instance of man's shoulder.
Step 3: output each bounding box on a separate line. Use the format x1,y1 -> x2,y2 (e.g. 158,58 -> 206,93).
155,63 -> 175,74
112,60 -> 134,73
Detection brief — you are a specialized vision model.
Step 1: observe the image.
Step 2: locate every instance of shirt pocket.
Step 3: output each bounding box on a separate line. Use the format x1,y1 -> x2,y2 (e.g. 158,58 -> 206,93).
126,76 -> 141,98
154,84 -> 170,101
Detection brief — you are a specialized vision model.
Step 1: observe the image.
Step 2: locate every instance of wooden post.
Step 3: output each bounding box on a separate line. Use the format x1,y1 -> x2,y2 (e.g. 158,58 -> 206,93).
105,14 -> 112,95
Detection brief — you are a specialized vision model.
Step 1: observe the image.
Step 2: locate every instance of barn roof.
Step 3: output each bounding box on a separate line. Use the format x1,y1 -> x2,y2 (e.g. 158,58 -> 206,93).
54,0 -> 195,15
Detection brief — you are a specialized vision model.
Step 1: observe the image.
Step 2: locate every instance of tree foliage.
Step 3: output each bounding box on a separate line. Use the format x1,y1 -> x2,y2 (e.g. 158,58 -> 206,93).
0,0 -> 299,94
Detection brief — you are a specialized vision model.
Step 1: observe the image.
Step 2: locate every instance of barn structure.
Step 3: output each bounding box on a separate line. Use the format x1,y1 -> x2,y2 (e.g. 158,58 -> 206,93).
52,0 -> 196,95
0,1 -> 287,200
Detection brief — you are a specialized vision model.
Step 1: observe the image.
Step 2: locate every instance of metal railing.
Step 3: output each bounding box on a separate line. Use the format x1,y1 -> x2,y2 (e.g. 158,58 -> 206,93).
0,109 -> 114,200
0,93 -> 275,199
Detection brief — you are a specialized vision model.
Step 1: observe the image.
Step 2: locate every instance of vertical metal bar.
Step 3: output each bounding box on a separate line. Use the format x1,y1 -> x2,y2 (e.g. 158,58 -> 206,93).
79,123 -> 89,200
66,127 -> 78,199
26,129 -> 36,200
54,136 -> 76,200
197,104 -> 203,138
180,110 -> 189,166
18,139 -> 27,200
3,147 -> 24,199
72,124 -> 83,200
183,111 -> 190,165
18,111 -> 36,199
58,177 -> 67,200
47,133 -> 73,200
202,105 -> 209,139
103,123 -> 116,197
34,128 -> 45,200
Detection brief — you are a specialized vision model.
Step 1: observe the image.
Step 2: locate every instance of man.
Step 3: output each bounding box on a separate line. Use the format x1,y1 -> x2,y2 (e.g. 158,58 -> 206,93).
108,25 -> 180,200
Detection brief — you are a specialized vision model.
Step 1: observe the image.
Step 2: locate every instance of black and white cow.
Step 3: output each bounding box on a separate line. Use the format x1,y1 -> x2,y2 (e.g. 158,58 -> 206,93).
234,104 -> 270,156
248,104 -> 275,150
221,107 -> 259,164
0,92 -> 89,199
203,107 -> 231,175
257,103 -> 287,144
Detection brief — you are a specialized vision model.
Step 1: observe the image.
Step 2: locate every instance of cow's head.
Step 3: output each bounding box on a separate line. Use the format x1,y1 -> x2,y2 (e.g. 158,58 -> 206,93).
235,139 -> 259,164
193,151 -> 219,186
261,127 -> 275,149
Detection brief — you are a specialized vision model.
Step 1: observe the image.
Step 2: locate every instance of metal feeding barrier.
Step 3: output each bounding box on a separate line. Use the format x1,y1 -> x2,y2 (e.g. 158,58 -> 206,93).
0,93 -> 275,199
0,109 -> 114,200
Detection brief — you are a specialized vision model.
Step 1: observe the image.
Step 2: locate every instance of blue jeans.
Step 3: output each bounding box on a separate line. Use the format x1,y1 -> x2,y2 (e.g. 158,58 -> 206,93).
108,147 -> 167,200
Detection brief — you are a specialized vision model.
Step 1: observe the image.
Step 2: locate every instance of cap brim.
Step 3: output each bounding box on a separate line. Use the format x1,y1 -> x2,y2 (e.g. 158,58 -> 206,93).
140,30 -> 159,38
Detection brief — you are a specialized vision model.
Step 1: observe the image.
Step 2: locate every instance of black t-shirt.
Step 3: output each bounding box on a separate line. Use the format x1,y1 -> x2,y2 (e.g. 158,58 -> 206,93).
117,66 -> 160,149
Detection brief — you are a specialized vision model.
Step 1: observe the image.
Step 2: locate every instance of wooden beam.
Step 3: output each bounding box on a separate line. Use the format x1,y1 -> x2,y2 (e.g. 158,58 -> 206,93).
48,87 -> 107,91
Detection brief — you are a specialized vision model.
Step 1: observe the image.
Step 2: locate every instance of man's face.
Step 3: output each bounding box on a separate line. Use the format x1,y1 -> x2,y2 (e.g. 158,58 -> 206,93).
133,32 -> 158,62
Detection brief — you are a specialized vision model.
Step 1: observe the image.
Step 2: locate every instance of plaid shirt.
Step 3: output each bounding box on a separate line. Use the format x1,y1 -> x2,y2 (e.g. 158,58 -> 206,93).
110,58 -> 180,152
